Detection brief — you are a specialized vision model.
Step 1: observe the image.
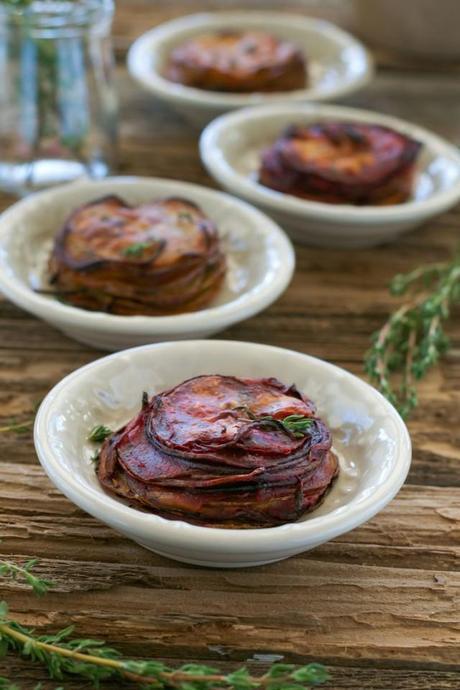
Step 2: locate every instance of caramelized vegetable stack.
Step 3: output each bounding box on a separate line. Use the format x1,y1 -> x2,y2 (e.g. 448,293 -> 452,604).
260,122 -> 421,205
165,30 -> 307,92
49,196 -> 226,315
97,375 -> 338,528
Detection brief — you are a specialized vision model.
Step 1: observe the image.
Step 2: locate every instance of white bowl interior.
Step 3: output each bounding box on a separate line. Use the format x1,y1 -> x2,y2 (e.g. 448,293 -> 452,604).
0,177 -> 293,333
201,104 -> 460,217
129,12 -> 372,107
36,341 -> 410,544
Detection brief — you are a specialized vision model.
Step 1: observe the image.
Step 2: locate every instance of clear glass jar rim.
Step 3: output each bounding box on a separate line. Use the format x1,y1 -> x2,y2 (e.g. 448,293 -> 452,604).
1,0 -> 114,28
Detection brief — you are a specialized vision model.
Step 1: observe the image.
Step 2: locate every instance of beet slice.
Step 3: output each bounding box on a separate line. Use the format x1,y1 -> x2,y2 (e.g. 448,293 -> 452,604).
260,122 -> 421,205
97,375 -> 338,528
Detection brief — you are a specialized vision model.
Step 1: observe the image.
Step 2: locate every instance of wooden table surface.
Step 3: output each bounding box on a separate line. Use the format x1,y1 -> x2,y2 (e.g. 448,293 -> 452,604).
1,2 -> 460,688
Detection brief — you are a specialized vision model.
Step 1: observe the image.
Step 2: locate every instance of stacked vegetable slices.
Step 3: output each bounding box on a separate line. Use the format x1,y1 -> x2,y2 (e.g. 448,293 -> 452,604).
97,375 -> 339,528
48,196 -> 226,315
259,122 -> 421,205
165,30 -> 307,93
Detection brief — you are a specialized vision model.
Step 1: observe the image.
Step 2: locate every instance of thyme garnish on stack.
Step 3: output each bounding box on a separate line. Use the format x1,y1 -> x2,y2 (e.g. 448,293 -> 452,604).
0,558 -> 329,689
258,414 -> 314,438
234,407 -> 314,438
365,254 -> 460,418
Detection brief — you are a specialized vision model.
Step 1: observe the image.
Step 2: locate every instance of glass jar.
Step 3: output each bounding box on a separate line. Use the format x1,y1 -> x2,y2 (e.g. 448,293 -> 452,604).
0,0 -> 117,195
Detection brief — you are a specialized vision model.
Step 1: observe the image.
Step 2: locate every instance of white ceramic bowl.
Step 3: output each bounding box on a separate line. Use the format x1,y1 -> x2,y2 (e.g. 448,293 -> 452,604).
200,103 -> 460,248
127,11 -> 373,128
0,176 -> 294,350
34,340 -> 411,568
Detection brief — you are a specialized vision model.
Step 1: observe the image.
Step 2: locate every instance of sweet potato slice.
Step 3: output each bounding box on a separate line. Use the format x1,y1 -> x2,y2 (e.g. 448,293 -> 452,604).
165,30 -> 307,93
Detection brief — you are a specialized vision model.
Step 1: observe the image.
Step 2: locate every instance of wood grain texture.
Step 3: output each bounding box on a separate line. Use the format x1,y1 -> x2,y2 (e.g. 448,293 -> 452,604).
1,1 -> 460,688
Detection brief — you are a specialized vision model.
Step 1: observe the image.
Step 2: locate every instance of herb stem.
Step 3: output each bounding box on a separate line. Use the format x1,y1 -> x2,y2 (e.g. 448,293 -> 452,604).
0,621 -> 324,688
0,622 -> 162,685
0,421 -> 32,434
0,556 -> 327,689
0,622 -> 120,670
365,254 -> 460,417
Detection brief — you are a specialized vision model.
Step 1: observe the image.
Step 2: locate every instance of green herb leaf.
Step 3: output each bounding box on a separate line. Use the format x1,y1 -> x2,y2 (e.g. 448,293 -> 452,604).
225,667 -> 257,689
122,242 -> 151,257
255,414 -> 313,438
232,407 -> 314,438
87,425 -> 112,443
280,415 -> 314,437
265,663 -> 297,678
292,664 -> 330,684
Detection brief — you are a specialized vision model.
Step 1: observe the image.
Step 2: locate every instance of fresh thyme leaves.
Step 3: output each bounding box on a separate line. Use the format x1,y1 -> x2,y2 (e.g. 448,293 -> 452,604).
87,425 -> 112,443
277,415 -> 315,437
0,558 -> 53,597
0,559 -> 328,689
258,414 -> 314,438
122,241 -> 151,257
234,407 -> 314,438
365,255 -> 460,418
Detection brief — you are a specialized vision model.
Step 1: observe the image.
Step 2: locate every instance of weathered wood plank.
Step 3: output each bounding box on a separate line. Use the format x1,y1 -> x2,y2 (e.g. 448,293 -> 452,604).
2,557 -> 460,666
1,464 -> 460,571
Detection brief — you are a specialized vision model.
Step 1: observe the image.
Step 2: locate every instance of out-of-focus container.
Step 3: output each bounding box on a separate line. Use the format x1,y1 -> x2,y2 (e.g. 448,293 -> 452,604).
0,0 -> 117,196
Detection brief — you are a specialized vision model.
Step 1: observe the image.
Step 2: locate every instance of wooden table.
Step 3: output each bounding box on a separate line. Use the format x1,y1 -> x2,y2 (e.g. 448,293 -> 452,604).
1,2 -> 460,688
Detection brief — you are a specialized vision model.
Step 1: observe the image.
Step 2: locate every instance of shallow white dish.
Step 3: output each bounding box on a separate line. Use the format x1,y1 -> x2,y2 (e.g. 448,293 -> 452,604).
200,103 -> 460,248
34,340 -> 411,568
127,11 -> 373,128
0,176 -> 294,350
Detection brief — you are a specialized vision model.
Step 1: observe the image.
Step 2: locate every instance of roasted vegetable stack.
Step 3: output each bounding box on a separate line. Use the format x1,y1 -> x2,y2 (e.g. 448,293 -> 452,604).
49,196 -> 226,315
260,122 -> 421,205
97,375 -> 339,528
165,30 -> 307,93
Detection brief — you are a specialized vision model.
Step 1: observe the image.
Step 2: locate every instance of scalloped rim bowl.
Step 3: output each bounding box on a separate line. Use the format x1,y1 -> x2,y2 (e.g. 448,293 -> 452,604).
127,11 -> 373,126
200,103 -> 460,248
34,340 -> 411,568
0,176 -> 294,350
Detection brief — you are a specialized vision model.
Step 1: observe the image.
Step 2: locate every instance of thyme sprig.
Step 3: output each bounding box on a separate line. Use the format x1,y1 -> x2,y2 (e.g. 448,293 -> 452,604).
259,414 -> 314,438
0,558 -> 53,597
0,560 -> 328,690
365,255 -> 460,418
234,407 -> 314,438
